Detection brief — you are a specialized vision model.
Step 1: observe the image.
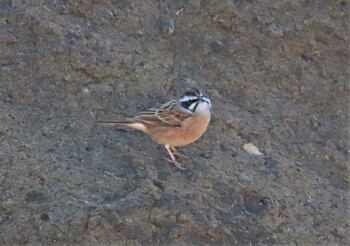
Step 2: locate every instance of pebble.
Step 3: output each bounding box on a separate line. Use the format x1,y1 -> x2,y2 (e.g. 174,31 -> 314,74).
243,143 -> 263,156
161,18 -> 175,38
210,40 -> 223,52
268,24 -> 284,38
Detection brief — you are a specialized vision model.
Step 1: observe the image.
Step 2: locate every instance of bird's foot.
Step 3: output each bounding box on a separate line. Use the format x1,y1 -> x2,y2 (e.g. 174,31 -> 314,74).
164,158 -> 187,170
169,146 -> 189,159
172,151 -> 189,159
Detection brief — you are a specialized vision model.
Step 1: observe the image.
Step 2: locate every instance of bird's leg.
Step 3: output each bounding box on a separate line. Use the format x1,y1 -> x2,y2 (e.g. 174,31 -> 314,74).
164,144 -> 186,170
169,146 -> 189,159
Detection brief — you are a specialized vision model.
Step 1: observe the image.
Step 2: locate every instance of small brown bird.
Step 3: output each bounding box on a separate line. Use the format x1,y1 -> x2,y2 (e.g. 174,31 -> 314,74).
95,88 -> 212,169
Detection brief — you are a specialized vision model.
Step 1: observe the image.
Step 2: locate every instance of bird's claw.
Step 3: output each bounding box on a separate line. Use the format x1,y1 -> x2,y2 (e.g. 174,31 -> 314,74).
164,158 -> 187,170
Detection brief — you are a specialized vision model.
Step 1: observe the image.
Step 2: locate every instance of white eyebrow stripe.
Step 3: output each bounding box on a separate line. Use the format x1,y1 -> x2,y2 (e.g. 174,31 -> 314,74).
180,96 -> 198,102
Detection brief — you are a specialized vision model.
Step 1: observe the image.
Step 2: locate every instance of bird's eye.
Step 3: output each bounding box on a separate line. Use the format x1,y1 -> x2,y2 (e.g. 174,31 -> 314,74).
181,101 -> 191,108
181,99 -> 197,110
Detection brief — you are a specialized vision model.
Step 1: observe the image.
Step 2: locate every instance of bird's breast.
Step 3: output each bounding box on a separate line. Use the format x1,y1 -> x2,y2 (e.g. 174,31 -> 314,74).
149,113 -> 211,147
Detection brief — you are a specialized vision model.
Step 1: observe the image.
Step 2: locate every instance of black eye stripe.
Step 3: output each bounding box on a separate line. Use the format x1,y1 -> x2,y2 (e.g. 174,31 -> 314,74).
193,102 -> 199,112
181,101 -> 191,108
180,98 -> 199,111
183,99 -> 197,104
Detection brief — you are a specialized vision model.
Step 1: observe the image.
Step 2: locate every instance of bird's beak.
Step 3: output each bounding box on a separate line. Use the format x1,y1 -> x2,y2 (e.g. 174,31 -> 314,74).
198,96 -> 210,104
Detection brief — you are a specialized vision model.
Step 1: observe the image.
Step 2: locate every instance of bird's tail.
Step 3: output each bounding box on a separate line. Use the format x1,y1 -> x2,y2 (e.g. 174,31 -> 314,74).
94,118 -> 135,125
94,118 -> 147,131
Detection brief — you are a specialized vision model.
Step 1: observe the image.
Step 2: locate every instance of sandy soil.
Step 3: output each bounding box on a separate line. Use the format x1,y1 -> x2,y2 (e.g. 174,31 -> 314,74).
0,0 -> 348,245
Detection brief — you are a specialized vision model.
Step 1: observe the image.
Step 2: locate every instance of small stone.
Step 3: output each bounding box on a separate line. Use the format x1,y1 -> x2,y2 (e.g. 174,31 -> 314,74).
82,87 -> 90,94
161,18 -> 175,38
177,213 -> 193,224
168,225 -> 185,239
268,24 -> 284,38
243,191 -> 269,215
243,143 -> 263,156
40,213 -> 50,222
210,40 -> 223,52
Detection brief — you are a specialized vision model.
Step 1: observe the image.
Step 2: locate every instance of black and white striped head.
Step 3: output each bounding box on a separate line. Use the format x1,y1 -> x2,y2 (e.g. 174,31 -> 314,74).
179,88 -> 212,114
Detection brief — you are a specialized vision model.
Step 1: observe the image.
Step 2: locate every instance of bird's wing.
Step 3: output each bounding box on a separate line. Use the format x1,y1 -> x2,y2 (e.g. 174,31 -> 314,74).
136,100 -> 192,127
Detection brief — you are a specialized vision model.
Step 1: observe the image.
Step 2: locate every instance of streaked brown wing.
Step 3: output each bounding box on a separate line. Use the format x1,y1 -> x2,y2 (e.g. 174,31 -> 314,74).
136,100 -> 191,127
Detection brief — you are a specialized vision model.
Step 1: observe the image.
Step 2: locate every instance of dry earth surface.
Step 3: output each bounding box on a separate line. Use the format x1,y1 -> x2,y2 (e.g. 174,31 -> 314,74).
0,0 -> 349,245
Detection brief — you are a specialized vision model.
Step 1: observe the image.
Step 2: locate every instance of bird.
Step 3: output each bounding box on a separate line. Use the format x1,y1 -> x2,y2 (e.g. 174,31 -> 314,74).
95,88 -> 212,169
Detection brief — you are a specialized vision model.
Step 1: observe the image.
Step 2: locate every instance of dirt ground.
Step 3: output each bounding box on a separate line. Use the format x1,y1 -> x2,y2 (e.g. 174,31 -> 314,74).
0,0 -> 349,245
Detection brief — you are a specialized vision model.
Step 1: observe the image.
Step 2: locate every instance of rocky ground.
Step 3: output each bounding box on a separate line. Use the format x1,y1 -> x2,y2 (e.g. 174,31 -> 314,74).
0,0 -> 349,245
